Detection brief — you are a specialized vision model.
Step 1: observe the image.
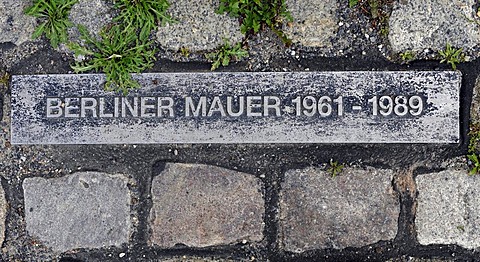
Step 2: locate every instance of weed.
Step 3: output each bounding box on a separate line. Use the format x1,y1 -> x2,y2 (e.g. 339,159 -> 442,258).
113,0 -> 175,41
205,39 -> 248,70
25,0 -> 77,48
217,0 -> 292,43
378,15 -> 389,37
69,25 -> 155,94
468,154 -> 480,175
439,43 -> 464,70
0,72 -> 9,86
350,0 -> 393,37
180,47 -> 190,57
327,159 -> 344,178
400,50 -> 415,63
349,0 -> 359,8
468,122 -> 480,175
67,0 -> 175,93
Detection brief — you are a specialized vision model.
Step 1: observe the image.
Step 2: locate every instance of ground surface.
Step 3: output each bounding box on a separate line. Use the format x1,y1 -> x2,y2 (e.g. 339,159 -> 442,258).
1,0 -> 480,261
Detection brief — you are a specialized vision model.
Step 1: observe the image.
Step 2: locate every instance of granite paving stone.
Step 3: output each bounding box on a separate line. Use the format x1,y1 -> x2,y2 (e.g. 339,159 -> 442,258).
388,0 -> 480,57
156,0 -> 243,52
0,182 -> 6,246
0,0 -> 36,46
149,163 -> 264,247
470,75 -> 480,123
68,0 -> 114,40
416,170 -> 480,249
283,0 -> 338,48
280,166 -> 399,252
23,172 -> 131,252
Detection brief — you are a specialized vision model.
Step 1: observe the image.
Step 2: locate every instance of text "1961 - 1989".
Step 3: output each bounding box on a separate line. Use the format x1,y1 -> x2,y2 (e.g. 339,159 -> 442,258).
292,95 -> 424,117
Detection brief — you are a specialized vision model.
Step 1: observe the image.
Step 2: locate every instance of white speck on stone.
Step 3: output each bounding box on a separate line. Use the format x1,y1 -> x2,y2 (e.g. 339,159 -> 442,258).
119,253 -> 125,258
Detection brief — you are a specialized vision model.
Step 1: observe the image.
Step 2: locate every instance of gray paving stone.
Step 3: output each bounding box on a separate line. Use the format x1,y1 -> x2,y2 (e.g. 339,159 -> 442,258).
0,182 -> 6,247
149,163 -> 264,247
156,0 -> 243,51
470,76 -> 480,123
23,172 -> 131,252
280,166 -> 399,252
0,0 -> 36,45
161,258 -> 239,262
68,0 -> 114,40
387,258 -> 452,262
283,0 -> 338,47
389,0 -> 480,56
416,170 -> 480,249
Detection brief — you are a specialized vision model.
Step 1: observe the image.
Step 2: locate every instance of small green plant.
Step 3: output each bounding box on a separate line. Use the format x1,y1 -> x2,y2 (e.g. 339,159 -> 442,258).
217,0 -> 292,43
439,43 -> 464,70
349,0 -> 359,8
468,154 -> 480,175
113,0 -> 175,41
180,47 -> 190,57
400,50 -> 415,63
25,0 -> 78,48
349,0 -> 392,37
205,39 -> 248,70
0,72 -> 9,86
327,159 -> 344,178
457,225 -> 465,232
69,25 -> 155,94
468,122 -> 480,175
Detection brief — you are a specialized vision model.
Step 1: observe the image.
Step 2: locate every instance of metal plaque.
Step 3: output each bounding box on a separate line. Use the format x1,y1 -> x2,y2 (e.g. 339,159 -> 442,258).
11,71 -> 460,144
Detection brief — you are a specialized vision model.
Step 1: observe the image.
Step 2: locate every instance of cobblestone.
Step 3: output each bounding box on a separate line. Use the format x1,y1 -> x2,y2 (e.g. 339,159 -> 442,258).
0,182 -> 6,246
156,0 -> 243,52
388,0 -> 480,57
0,0 -> 36,46
416,170 -> 480,249
149,163 -> 264,247
23,172 -> 131,252
280,166 -> 399,252
68,0 -> 114,40
283,0 -> 338,48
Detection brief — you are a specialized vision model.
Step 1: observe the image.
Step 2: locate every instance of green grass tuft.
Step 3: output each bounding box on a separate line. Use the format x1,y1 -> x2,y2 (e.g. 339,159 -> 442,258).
399,50 -> 415,63
205,39 -> 248,70
327,159 -> 344,178
0,72 -> 9,86
25,0 -> 77,48
113,0 -> 175,41
439,43 -> 464,70
217,0 -> 292,43
69,25 -> 155,95
349,0 -> 359,8
468,122 -> 480,175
